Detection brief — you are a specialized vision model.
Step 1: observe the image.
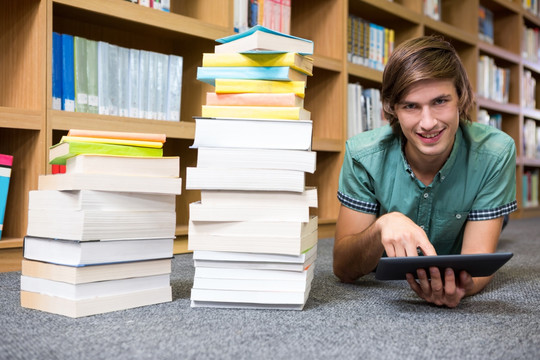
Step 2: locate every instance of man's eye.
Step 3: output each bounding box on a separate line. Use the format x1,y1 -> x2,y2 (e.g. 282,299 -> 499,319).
434,98 -> 447,105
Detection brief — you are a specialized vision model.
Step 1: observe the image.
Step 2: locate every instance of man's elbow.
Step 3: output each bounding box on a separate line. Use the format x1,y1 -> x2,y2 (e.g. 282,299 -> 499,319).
333,263 -> 367,283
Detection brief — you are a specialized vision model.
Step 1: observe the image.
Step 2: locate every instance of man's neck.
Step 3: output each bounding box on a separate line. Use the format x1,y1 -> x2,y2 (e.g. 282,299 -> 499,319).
404,145 -> 451,186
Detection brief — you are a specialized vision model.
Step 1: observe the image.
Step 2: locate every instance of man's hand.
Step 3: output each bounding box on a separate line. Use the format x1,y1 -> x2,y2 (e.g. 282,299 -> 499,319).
377,212 -> 437,257
406,267 -> 474,308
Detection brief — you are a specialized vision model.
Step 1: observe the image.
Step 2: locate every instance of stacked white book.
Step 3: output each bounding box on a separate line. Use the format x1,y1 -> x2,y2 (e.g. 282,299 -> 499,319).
20,130 -> 182,318
187,26 -> 318,310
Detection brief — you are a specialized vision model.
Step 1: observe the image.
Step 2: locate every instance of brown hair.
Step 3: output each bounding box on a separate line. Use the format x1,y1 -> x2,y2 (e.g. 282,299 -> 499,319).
381,36 -> 474,136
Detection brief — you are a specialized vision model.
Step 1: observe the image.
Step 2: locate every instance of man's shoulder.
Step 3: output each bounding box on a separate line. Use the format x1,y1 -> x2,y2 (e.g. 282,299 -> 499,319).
345,125 -> 399,160
462,122 -> 515,155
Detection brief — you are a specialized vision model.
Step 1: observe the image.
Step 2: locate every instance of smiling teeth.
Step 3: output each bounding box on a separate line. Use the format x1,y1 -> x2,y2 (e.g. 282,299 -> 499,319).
421,132 -> 440,139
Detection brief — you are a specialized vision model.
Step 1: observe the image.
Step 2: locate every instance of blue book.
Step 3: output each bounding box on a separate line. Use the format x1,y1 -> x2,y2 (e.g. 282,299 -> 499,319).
61,34 -> 75,111
0,154 -> 13,240
197,66 -> 307,86
52,32 -> 63,110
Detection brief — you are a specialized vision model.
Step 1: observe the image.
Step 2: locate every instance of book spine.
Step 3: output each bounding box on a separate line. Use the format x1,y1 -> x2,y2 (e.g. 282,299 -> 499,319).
0,154 -> 13,239
107,44 -> 120,116
118,46 -> 131,117
86,39 -> 99,114
97,41 -> 109,115
166,55 -> 183,121
74,36 -> 89,113
52,32 -> 63,110
128,48 -> 140,118
61,34 -> 75,112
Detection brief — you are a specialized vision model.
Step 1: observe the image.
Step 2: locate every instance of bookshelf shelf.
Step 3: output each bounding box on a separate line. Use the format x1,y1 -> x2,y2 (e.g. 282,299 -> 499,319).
0,108 -> 43,130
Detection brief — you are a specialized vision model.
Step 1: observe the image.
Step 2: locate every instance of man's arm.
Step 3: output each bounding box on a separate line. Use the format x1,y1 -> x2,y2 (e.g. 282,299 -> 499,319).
333,205 -> 436,283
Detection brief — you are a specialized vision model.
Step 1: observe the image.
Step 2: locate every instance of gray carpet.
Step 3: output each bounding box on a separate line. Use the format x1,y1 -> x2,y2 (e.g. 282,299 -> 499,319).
1,218 -> 539,360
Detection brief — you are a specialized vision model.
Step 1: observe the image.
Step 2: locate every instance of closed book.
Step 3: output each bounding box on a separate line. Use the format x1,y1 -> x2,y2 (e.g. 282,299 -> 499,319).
189,215 -> 317,239
52,32 -> 63,110
190,286 -> 311,308
186,167 -> 305,192
97,41 -> 109,115
215,79 -> 305,98
23,236 -> 174,266
205,92 -> 304,107
128,48 -> 140,118
156,52 -> 169,120
28,190 -> 176,212
61,34 -> 75,112
59,135 -> 163,148
214,25 -> 313,55
21,287 -> 172,318
107,44 -> 120,116
138,50 -> 151,119
201,105 -> 310,120
86,39 -> 99,113
189,201 -> 311,222
196,147 -> 315,173
21,258 -> 172,284
27,209 -> 176,241
67,129 -> 166,143
49,141 -> 163,165
74,36 -> 88,113
38,173 -> 182,195
197,66 -> 307,86
65,154 -> 179,177
200,187 -> 317,208
0,154 -> 13,239
191,117 -> 312,151
192,265 -> 314,292
188,227 -> 318,255
166,54 -> 183,121
202,52 -> 313,75
118,46 -> 130,117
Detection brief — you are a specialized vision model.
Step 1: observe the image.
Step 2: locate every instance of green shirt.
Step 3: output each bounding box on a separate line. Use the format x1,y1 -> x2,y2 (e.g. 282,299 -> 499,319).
338,123 -> 517,255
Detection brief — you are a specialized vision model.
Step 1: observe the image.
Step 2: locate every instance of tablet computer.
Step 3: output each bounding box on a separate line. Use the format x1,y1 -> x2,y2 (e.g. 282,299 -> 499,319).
375,252 -> 513,280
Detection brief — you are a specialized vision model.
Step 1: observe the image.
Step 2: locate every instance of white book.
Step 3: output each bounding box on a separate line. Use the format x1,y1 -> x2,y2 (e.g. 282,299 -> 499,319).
23,236 -> 174,266
196,147 -> 316,173
128,48 -> 140,118
138,50 -> 150,119
190,300 -> 305,310
38,173 -> 182,195
21,287 -> 172,318
189,215 -> 318,238
189,201 -> 310,222
118,46 -> 130,117
29,190 -> 176,212
22,258 -> 172,284
27,209 -> 176,241
188,228 -> 318,255
156,53 -> 169,120
191,117 -> 313,151
107,44 -> 120,116
147,51 -> 158,120
166,54 -> 183,121
97,41 -> 109,115
21,274 -> 170,301
65,154 -> 180,177
200,187 -> 318,208
186,167 -> 305,192
194,244 -> 317,264
190,285 -> 311,307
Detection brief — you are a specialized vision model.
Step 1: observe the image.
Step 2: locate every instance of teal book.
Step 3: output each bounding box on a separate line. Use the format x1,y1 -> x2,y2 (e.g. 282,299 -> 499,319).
197,66 -> 307,86
0,154 -> 13,239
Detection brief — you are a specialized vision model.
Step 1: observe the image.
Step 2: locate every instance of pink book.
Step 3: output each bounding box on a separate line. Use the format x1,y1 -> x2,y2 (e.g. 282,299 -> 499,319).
0,154 -> 13,167
206,92 -> 304,107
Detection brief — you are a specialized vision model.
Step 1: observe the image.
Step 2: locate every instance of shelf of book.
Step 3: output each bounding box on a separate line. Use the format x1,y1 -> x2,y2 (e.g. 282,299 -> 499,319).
0,108 -> 44,131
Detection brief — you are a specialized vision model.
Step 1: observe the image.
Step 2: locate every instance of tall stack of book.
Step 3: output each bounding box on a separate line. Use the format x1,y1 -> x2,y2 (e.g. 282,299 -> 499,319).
187,26 -> 318,310
20,129 -> 182,318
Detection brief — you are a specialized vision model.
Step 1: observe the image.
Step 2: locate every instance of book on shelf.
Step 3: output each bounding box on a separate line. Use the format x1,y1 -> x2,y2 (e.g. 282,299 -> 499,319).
188,225 -> 318,255
21,258 -> 172,284
205,92 -> 304,107
189,215 -> 318,239
234,0 -> 249,33
52,32 -> 63,110
201,105 -> 310,120
200,187 -> 318,208
147,51 -> 158,120
186,167 -> 305,192
107,43 -> 120,115
191,117 -> 313,151
197,66 -> 308,86
49,140 -> 163,165
67,129 -> 167,143
196,147 -> 316,173
86,39 -> 99,113
21,286 -> 172,318
214,25 -> 313,55
26,208 -> 176,241
202,52 -> 313,75
128,48 -> 140,118
97,41 -> 109,115
189,201 -> 311,222
192,265 -> 314,292
61,33 -> 75,112
64,154 -> 180,177
23,236 -> 174,266
193,244 -> 317,272
215,79 -> 306,98
28,190 -> 176,212
118,46 -> 130,117
38,173 -> 182,194
74,36 -> 89,113
166,54 -> 183,121
478,4 -> 494,44
138,50 -> 151,119
0,154 -> 13,240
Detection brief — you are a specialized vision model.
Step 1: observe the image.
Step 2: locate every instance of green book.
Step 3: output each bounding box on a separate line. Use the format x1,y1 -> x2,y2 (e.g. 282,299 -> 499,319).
86,39 -> 99,114
74,36 -> 88,113
49,141 -> 163,165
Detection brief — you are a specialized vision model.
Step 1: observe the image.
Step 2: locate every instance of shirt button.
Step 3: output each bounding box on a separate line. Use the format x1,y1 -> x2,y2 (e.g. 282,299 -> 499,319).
420,225 -> 425,229
456,214 -> 462,219
423,193 -> 429,199
441,176 -> 446,181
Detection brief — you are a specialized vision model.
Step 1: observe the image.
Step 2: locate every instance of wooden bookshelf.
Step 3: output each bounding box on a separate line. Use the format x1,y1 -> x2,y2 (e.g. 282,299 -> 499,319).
1,0 -> 540,272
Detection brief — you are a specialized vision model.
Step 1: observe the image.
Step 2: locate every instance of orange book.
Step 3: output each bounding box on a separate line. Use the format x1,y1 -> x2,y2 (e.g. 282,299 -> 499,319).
206,93 -> 304,107
67,129 -> 166,143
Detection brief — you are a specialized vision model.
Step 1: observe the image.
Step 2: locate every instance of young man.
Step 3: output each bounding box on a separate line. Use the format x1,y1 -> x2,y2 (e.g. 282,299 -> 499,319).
334,36 -> 517,308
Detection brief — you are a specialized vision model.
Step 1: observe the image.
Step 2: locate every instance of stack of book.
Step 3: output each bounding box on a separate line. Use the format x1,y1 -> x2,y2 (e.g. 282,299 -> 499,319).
187,26 -> 318,310
20,129 -> 182,318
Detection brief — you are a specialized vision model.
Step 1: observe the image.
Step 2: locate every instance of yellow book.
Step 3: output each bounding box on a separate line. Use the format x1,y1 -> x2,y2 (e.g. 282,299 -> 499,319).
201,105 -> 310,120
202,53 -> 313,75
60,136 -> 163,148
215,79 -> 306,98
